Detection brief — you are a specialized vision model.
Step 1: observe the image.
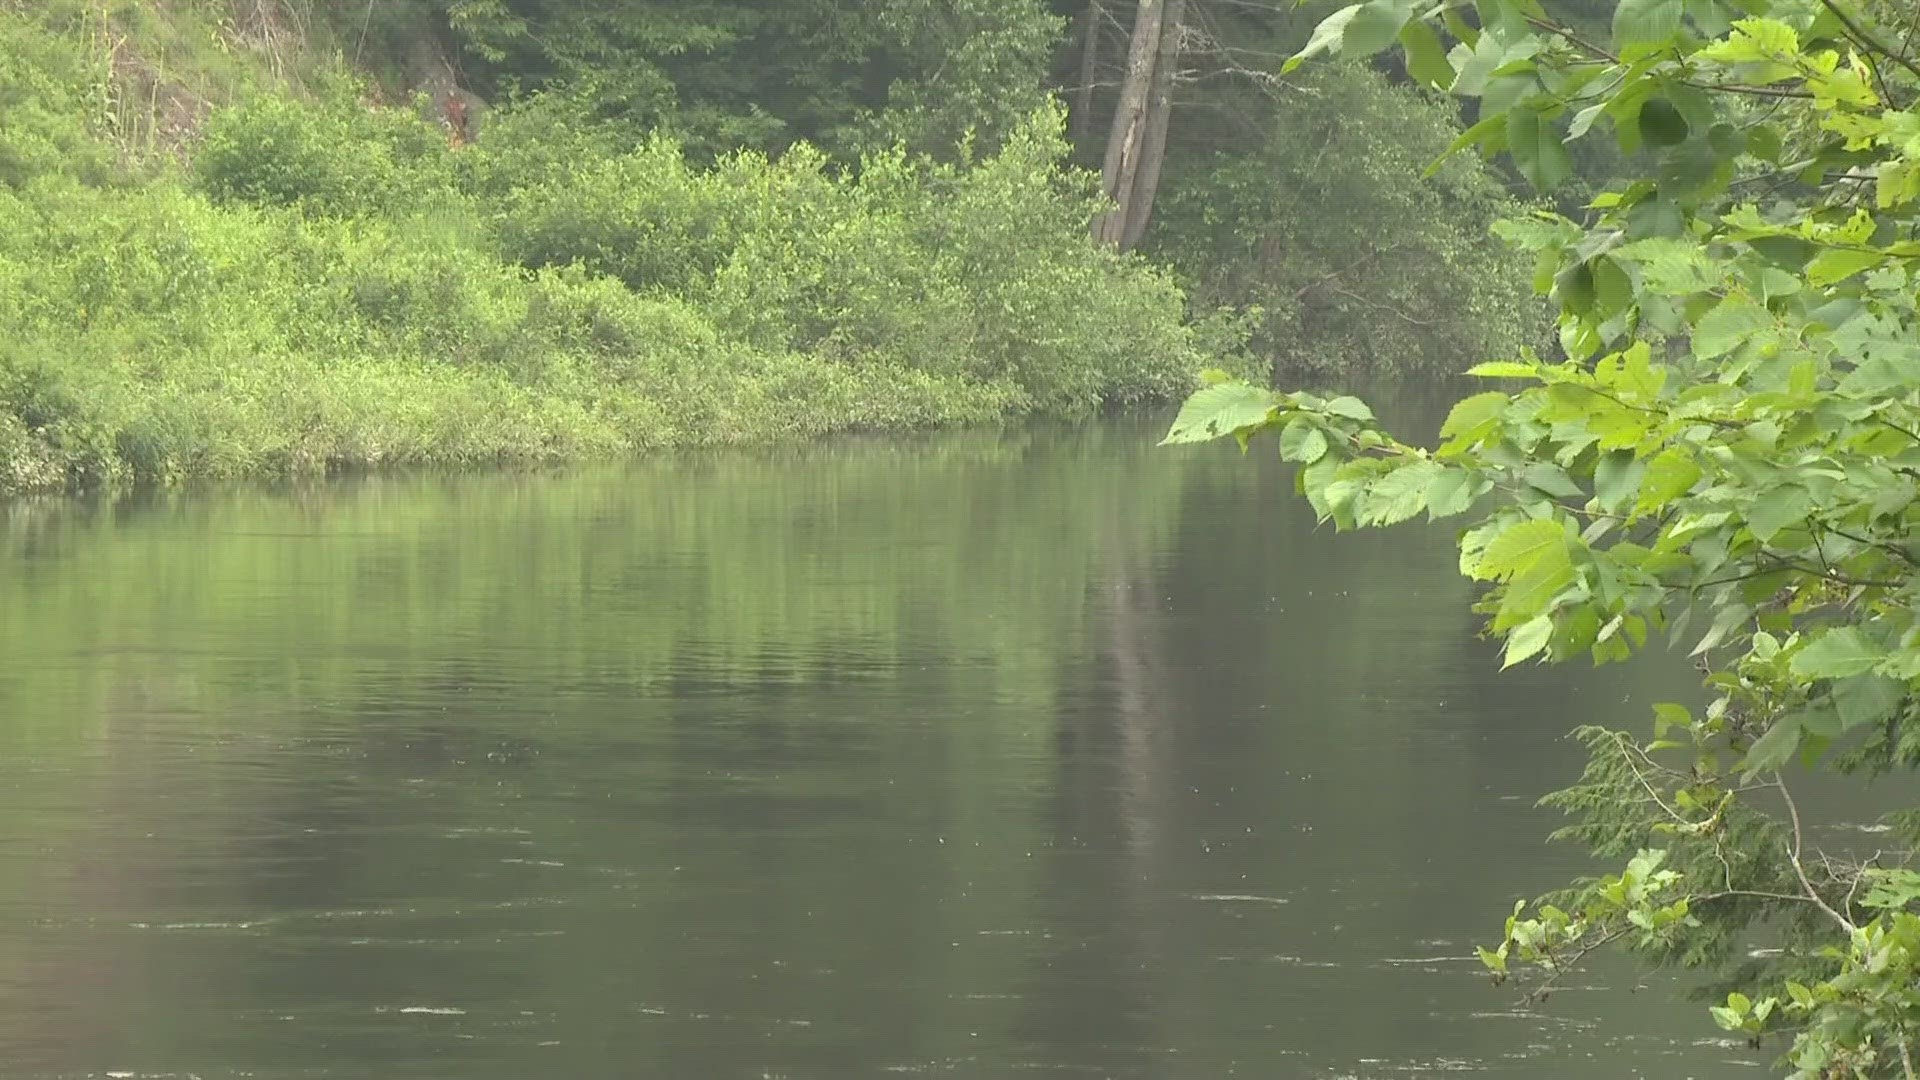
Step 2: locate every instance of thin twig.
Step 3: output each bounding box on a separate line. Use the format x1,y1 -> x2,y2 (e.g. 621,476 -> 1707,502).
1776,775 -> 1856,933
1818,0 -> 1920,83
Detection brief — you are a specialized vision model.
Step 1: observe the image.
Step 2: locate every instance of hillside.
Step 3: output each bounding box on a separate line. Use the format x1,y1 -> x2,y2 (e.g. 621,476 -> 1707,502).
0,0 -> 1214,496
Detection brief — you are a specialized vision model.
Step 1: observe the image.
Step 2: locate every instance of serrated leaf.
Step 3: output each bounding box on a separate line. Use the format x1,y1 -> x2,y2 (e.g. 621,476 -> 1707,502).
1523,463 -> 1585,498
1569,102 -> 1606,140
1302,456 -> 1341,522
1359,459 -> 1442,526
1615,236 -> 1720,294
1323,395 -> 1375,421
1614,0 -> 1684,50
1833,673 -> 1904,730
1399,18 -> 1456,89
1466,360 -> 1543,379
1344,0 -> 1416,58
1806,246 -> 1884,286
1285,4 -> 1362,71
1742,714 -> 1802,774
1427,467 -> 1480,519
1508,108 -> 1574,191
1746,483 -> 1811,542
1634,448 -> 1701,515
1638,98 -> 1690,148
1791,627 -> 1887,679
1593,449 -> 1645,511
1163,383 -> 1277,445
1440,391 -> 1509,440
1475,518 -> 1570,582
1501,555 -> 1578,624
1503,614 -> 1555,668
1692,298 -> 1770,359
1279,419 -> 1331,464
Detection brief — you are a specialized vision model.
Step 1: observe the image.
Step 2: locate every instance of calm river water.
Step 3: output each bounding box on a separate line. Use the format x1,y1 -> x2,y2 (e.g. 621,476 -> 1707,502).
0,394 -> 1762,1078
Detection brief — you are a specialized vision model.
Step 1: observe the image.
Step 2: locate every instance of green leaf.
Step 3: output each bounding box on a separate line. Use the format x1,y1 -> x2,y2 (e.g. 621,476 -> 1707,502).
1507,108 -> 1574,191
1429,113 -> 1510,176
1285,4 -> 1362,71
1344,0 -> 1416,58
1568,102 -> 1607,140
1742,714 -> 1802,774
1523,463 -> 1585,498
1163,383 -> 1277,445
1359,459 -> 1442,526
1614,0 -> 1684,51
1806,247 -> 1885,287
1440,391 -> 1508,440
1616,237 -> 1721,295
1426,467 -> 1481,519
1278,419 -> 1331,464
1302,456 -> 1342,523
1503,614 -> 1555,668
1746,483 -> 1811,542
1692,298 -> 1770,359
1501,555 -> 1578,625
1833,673 -> 1904,730
1637,98 -> 1690,148
1697,16 -> 1799,63
1399,19 -> 1456,89
1475,518 -> 1570,581
1465,360 -> 1543,379
1323,395 -> 1375,421
1791,628 -> 1887,679
1593,450 -> 1645,511
1633,448 -> 1701,515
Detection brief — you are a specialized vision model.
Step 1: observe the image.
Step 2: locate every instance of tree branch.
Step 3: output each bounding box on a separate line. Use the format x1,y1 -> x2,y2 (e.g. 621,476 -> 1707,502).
1818,0 -> 1920,83
1775,775 -> 1856,934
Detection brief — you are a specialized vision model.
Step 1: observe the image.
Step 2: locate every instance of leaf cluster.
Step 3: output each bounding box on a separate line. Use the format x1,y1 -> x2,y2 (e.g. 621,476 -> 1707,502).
1169,0 -> 1920,1072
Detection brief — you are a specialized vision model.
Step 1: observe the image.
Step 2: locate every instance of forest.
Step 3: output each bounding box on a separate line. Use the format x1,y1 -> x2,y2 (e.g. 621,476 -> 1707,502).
0,0 -> 1544,496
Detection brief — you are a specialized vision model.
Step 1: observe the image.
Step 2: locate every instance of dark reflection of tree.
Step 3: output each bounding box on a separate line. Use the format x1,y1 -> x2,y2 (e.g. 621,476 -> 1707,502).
1013,506 -> 1178,1080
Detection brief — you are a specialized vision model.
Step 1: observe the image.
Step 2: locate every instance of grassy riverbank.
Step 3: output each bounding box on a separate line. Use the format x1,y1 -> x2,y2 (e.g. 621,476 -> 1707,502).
0,3 -> 1217,497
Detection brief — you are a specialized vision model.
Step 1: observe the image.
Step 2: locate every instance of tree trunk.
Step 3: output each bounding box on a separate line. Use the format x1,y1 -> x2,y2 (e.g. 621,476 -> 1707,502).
1070,0 -> 1104,146
1119,0 -> 1183,251
1090,0 -> 1164,248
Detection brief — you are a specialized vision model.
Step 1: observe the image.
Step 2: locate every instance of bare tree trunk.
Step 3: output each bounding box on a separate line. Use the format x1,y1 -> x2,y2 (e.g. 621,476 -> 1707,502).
1091,0 -> 1164,248
1120,0 -> 1184,251
1070,0 -> 1104,145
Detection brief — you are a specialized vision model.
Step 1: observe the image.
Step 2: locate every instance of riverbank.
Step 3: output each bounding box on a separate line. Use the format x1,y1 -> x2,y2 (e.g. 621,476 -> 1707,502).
0,5 -> 1220,498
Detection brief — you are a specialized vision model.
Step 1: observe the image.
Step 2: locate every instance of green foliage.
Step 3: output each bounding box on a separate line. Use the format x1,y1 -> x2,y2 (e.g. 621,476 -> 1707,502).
195,92 -> 455,216
1149,62 -> 1541,380
0,6 -> 1207,497
1171,0 -> 1920,1073
481,103 -> 1202,414
426,0 -> 1063,160
0,4 -> 116,186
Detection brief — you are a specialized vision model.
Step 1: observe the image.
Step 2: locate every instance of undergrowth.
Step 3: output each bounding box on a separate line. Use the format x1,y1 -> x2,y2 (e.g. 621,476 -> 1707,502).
0,1 -> 1216,496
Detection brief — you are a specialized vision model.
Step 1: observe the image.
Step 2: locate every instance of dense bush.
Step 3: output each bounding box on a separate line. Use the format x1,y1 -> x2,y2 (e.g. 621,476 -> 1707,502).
0,9 -> 1207,498
1149,63 -> 1541,381
195,92 -> 457,216
487,102 -> 1203,413
0,7 -> 114,188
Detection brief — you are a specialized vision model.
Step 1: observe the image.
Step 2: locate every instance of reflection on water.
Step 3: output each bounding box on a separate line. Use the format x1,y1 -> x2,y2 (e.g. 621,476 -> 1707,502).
0,397 -> 1759,1078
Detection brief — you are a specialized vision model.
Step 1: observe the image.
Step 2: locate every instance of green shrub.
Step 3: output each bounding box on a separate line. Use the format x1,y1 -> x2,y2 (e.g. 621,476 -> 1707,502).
0,8 -> 1213,498
490,105 -> 1201,412
194,91 -> 455,217
0,9 -> 114,188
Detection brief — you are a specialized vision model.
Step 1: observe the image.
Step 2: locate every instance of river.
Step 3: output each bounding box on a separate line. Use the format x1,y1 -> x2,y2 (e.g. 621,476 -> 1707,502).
0,393 -> 1761,1078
